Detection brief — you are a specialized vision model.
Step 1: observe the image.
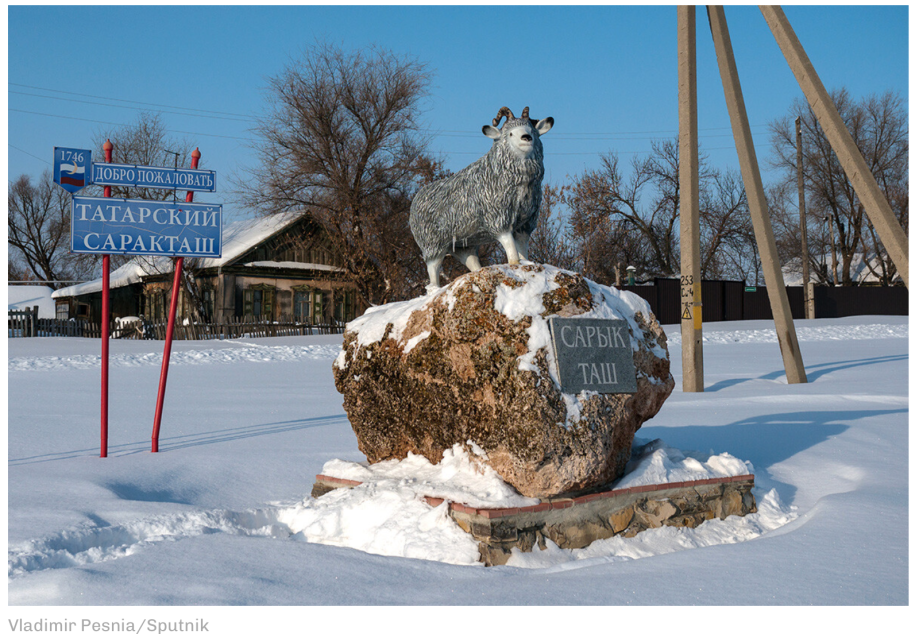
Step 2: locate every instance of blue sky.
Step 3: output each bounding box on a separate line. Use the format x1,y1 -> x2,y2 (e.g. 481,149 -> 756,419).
6,4 -> 909,223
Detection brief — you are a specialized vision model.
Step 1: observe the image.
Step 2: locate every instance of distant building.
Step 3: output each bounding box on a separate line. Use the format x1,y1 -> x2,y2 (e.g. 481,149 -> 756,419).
51,212 -> 366,324
7,285 -> 56,319
782,253 -> 903,287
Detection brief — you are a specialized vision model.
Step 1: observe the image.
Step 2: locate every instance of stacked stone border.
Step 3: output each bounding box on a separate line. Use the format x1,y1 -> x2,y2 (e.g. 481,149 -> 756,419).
312,473 -> 757,566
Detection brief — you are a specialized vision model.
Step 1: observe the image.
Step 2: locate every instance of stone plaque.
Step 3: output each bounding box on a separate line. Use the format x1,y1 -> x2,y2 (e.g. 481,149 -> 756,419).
549,317 -> 638,394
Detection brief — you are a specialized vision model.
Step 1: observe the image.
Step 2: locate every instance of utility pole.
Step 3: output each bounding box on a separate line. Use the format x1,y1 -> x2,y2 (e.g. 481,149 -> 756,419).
796,117 -> 814,318
761,5 -> 908,289
708,5 -> 807,384
678,5 -> 703,392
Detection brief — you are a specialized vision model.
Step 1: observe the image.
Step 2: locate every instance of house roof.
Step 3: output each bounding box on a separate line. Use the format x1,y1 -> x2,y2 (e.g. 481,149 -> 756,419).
52,212 -> 306,299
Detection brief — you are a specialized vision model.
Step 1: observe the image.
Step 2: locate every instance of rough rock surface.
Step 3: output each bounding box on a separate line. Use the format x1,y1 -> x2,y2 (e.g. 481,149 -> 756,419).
333,264 -> 674,498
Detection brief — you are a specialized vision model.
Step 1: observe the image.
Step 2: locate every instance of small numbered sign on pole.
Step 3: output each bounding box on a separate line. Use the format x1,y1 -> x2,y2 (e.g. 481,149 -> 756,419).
53,147 -> 92,193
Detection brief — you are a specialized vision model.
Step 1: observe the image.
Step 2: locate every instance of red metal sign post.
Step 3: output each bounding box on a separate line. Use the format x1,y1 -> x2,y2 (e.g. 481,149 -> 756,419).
151,148 -> 201,452
100,139 -> 113,457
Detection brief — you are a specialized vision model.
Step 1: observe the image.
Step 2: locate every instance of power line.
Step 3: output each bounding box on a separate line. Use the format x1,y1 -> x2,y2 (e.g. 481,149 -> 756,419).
432,130 -> 769,142
9,109 -> 255,142
9,143 -> 53,166
11,82 -> 771,139
10,90 -> 255,123
10,82 -> 256,120
10,107 -> 769,160
12,107 -> 770,150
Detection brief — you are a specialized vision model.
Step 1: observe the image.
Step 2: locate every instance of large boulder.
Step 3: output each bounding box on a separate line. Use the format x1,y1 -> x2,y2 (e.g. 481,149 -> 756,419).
333,264 -> 674,498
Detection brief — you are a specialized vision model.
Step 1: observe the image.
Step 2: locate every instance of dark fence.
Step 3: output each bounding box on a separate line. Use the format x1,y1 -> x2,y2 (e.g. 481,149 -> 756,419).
618,279 -> 907,325
8,310 -> 344,340
8,307 -> 39,337
140,315 -> 345,341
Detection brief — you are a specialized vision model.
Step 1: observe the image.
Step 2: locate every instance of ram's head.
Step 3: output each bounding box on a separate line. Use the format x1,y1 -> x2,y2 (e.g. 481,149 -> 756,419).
482,106 -> 554,157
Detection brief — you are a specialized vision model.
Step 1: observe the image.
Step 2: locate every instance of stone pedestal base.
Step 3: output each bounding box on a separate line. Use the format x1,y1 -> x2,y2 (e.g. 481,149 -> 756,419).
312,473 -> 756,566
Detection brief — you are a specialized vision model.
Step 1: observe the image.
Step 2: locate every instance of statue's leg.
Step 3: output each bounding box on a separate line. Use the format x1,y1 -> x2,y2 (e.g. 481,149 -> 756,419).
425,255 -> 444,290
514,232 -> 530,261
497,231 -> 520,265
454,247 -> 482,272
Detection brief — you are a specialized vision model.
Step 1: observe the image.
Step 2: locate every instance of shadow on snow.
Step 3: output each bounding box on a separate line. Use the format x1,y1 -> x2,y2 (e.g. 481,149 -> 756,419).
8,414 -> 349,465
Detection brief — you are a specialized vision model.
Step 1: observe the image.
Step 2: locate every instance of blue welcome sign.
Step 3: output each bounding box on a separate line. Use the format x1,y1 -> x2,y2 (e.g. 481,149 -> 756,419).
92,163 -> 217,192
71,196 -> 223,258
53,147 -> 92,193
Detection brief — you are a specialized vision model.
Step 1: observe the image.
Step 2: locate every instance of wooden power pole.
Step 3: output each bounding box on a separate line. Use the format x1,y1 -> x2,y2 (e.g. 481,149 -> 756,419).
796,117 -> 815,319
761,5 -> 909,289
707,5 -> 808,384
678,6 -> 704,392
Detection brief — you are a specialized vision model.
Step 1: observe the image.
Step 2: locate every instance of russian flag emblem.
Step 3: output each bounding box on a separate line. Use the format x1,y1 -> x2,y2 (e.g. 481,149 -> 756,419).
60,162 -> 85,187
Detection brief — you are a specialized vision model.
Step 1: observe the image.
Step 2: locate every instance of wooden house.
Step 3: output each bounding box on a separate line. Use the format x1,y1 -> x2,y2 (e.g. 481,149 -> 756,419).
52,212 -> 366,325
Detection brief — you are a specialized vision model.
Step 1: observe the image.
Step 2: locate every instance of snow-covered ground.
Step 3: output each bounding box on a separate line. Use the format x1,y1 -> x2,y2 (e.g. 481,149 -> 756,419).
6,315 -> 909,614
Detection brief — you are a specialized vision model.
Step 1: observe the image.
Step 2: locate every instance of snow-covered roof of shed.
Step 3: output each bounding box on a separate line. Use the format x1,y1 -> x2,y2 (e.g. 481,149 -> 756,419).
52,212 -> 305,299
51,259 -> 153,298
8,285 -> 57,318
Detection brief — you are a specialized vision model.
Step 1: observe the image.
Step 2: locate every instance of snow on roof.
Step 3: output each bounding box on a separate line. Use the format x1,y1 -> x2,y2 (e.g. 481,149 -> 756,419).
243,261 -> 344,272
51,212 -> 306,299
7,285 -> 57,318
198,211 -> 304,268
51,259 -> 155,298
782,253 -> 901,286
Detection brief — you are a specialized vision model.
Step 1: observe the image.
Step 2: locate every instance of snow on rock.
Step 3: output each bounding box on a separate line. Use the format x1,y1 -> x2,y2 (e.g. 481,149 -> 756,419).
303,438 -> 785,567
333,263 -> 675,498
321,443 -> 541,509
320,438 -> 752,508
278,486 -> 483,566
613,438 -> 752,489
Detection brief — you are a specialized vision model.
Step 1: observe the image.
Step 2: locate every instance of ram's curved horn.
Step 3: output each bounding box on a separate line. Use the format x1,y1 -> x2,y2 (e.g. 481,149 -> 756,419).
492,107 -> 515,128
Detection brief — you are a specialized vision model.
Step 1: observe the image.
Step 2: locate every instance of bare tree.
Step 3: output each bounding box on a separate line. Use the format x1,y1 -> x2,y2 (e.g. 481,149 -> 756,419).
562,139 -> 769,285
566,139 -> 720,281
89,112 -> 196,203
769,89 -> 908,285
241,42 -> 433,305
527,184 -> 576,271
8,257 -> 31,282
699,169 -> 757,282
8,171 -> 97,287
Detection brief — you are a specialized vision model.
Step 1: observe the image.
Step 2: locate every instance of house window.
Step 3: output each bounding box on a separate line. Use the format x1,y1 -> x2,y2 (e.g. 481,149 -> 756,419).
56,303 -> 69,320
145,290 -> 167,322
243,286 -> 275,319
314,291 -> 324,323
334,290 -> 356,323
294,289 -> 324,324
202,288 -> 215,321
